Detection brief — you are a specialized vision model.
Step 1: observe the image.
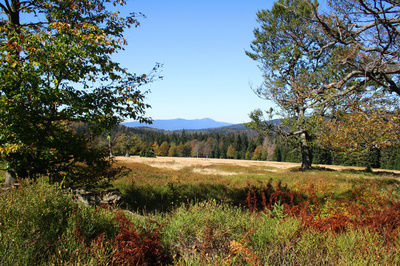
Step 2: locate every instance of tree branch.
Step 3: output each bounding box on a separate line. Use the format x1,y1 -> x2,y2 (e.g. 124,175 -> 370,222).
0,2 -> 9,12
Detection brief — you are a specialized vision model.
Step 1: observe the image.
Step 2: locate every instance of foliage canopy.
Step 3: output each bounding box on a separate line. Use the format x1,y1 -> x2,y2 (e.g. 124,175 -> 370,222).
0,0 -> 157,184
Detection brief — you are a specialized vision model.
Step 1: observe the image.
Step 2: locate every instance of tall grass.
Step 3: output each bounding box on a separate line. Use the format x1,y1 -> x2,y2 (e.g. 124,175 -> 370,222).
2,161 -> 400,264
0,180 -> 118,265
161,200 -> 400,265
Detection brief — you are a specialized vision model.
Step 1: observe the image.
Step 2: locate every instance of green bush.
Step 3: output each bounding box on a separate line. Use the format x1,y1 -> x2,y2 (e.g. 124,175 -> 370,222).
0,181 -> 74,264
0,181 -> 117,265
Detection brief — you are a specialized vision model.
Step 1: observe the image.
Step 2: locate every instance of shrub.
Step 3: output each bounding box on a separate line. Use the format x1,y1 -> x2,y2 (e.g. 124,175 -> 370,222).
0,181 -> 118,265
112,211 -> 171,265
0,181 -> 74,264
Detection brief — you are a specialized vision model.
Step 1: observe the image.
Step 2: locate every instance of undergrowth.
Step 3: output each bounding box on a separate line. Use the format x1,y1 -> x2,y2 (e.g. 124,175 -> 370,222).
2,162 -> 400,265
0,181 -> 171,265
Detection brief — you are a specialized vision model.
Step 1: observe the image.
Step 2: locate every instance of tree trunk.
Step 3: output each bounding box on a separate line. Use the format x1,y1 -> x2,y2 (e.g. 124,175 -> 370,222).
300,132 -> 312,170
297,107 -> 313,170
107,134 -> 113,159
4,168 -> 17,187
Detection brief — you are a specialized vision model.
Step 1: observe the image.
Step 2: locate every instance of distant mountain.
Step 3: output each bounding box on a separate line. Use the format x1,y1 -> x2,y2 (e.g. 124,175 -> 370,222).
122,118 -> 233,131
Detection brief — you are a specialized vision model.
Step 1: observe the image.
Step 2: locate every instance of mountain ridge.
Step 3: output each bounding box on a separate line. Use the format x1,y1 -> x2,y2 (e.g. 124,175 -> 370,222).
122,118 -> 233,131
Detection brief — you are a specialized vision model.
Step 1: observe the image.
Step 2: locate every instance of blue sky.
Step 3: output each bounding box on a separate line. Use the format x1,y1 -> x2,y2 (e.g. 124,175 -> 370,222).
114,1 -> 279,124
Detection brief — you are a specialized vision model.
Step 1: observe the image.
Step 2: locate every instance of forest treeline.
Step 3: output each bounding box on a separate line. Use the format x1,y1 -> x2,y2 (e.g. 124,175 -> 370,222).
91,125 -> 400,171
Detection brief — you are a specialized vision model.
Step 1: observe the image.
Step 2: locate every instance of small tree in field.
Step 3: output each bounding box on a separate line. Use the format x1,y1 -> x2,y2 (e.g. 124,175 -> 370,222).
246,0 -> 342,169
0,0 -> 158,186
252,145 -> 267,161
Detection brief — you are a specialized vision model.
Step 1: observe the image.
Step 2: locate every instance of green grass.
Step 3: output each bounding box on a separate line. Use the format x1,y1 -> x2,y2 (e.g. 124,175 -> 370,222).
2,161 -> 400,264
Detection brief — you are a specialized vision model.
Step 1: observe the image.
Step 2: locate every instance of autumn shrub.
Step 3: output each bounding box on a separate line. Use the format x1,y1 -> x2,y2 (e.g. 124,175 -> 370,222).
245,181 -> 308,213
242,179 -> 400,245
111,211 -> 171,265
164,201 -> 251,263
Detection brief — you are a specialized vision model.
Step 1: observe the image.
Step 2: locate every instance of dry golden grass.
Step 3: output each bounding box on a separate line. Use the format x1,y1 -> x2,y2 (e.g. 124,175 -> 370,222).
115,156 -> 400,175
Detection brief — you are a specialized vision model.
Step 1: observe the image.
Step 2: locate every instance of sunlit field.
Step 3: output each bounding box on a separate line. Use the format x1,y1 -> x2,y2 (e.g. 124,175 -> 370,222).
3,156 -> 400,265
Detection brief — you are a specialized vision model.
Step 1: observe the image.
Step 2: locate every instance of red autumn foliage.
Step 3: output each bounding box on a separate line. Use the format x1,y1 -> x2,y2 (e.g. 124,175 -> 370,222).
245,181 -> 307,213
310,214 -> 351,234
111,211 -> 171,265
246,181 -> 400,243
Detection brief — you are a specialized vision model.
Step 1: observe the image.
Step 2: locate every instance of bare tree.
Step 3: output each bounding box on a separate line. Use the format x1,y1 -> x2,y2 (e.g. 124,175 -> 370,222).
312,0 -> 400,96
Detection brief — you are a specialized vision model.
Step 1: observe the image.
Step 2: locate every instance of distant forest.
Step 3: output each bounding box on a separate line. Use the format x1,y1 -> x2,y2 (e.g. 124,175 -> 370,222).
76,124 -> 400,171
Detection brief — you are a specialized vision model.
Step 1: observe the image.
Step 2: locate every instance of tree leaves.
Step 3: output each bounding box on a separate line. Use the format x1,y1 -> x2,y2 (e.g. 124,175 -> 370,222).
0,0 -> 157,183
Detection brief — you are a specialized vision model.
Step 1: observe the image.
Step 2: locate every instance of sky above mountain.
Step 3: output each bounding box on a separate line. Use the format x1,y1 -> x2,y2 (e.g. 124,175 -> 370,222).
115,0 -> 327,124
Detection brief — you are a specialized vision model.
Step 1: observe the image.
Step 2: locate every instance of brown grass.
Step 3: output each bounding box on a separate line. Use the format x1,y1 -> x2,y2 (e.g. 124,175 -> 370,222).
115,156 -> 400,174
115,156 -> 299,173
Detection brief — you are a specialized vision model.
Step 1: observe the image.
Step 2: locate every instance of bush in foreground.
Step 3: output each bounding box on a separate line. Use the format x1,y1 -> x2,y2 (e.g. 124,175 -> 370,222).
0,181 -> 170,265
2,179 -> 400,265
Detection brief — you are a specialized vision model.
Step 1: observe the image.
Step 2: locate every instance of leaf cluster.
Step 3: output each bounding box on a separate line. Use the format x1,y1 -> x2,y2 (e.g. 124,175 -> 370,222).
0,0 -> 158,182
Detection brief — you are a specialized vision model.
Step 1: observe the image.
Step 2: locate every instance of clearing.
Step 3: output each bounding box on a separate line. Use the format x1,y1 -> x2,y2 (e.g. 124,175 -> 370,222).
115,156 -> 400,175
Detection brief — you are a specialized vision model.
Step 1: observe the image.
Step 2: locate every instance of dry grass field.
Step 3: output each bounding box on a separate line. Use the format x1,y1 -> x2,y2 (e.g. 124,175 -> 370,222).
115,156 -> 400,175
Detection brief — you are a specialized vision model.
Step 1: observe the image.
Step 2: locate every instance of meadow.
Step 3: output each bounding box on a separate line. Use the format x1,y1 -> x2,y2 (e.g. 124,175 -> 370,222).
2,157 -> 400,265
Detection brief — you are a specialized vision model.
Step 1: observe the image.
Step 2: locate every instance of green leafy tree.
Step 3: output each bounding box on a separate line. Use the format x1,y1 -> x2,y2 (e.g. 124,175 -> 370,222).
246,0 -> 341,169
182,142 -> 192,157
176,142 -> 185,157
168,142 -> 178,157
139,142 -> 155,158
245,149 -> 254,160
113,133 -> 128,156
318,91 -> 400,171
0,0 -> 157,185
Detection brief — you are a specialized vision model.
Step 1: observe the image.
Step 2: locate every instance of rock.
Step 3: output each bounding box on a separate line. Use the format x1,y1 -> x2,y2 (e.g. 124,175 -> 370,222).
71,188 -> 122,207
3,171 -> 17,188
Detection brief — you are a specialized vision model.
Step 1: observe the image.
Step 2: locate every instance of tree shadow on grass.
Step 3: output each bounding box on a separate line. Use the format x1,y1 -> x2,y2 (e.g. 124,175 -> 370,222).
339,168 -> 400,180
121,181 -> 310,213
122,183 -> 247,213
315,167 -> 400,189
288,166 -> 338,172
